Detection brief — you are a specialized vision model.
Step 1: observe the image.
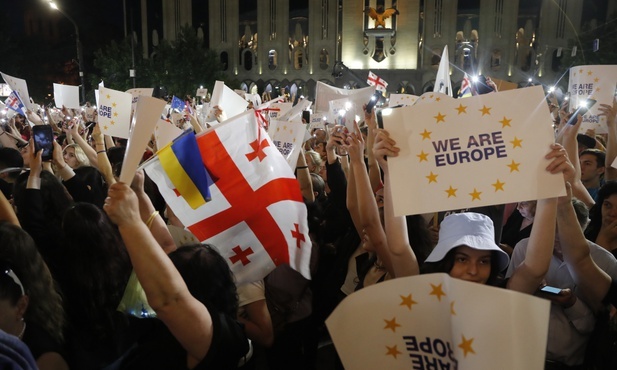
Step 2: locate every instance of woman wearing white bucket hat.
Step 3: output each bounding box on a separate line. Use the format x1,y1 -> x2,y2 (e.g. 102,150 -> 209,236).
373,128 -> 575,294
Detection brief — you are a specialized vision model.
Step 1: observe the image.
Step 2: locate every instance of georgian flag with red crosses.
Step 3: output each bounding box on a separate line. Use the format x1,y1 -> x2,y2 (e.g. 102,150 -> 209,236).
145,110 -> 311,284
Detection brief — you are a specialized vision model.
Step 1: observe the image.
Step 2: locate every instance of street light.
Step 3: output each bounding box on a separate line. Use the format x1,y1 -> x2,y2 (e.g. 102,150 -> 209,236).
47,0 -> 86,104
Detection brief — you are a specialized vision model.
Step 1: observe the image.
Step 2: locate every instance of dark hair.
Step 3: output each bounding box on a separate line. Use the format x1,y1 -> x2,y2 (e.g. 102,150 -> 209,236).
406,215 -> 433,265
168,244 -> 239,317
0,148 -> 23,180
0,262 -> 25,306
420,247 -> 504,286
73,166 -> 108,208
13,171 -> 72,228
0,222 -> 65,344
585,181 -> 617,242
107,146 -> 126,178
61,203 -> 131,339
580,148 -> 606,168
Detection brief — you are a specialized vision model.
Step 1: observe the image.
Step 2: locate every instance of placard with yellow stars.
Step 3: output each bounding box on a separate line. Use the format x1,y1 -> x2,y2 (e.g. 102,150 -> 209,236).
126,88 -> 154,115
1,72 -> 34,111
267,119 -> 307,170
382,85 -> 565,216
568,65 -> 617,134
388,94 -> 419,107
325,273 -> 550,370
98,86 -> 133,139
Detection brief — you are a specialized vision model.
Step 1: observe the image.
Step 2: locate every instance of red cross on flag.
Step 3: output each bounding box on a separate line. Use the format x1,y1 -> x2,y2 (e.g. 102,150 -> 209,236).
144,110 -> 311,284
367,71 -> 388,93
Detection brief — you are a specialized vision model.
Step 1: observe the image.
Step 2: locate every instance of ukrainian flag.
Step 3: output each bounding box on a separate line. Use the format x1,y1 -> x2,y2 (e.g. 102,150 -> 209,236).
158,131 -> 212,209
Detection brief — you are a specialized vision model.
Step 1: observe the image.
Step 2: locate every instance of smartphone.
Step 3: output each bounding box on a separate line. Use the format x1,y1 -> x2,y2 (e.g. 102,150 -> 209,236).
567,99 -> 597,125
32,125 -> 54,161
302,110 -> 310,123
540,285 -> 562,295
376,110 -> 384,129
365,93 -> 380,114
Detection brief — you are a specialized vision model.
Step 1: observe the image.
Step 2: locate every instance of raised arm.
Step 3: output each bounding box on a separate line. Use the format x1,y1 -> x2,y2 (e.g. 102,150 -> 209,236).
558,114 -> 595,208
364,105 -> 382,192
68,119 -> 99,168
601,97 -> 617,181
557,183 -> 611,311
373,129 -> 419,277
345,124 -> 393,277
104,182 -> 212,364
295,146 -> 314,203
507,144 -> 571,293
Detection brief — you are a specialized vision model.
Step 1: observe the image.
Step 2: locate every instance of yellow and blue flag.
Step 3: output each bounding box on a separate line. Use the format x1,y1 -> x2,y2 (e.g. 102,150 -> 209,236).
158,130 -> 212,209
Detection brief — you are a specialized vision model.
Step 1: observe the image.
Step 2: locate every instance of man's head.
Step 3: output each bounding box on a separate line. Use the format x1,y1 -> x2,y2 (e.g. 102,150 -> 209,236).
579,149 -> 606,186
0,148 -> 23,183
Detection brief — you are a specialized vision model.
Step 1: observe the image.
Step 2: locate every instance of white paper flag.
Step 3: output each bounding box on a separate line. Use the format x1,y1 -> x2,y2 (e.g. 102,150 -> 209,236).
384,85 -> 565,216
1,72 -> 34,111
98,87 -> 133,139
53,83 -> 80,109
204,81 -> 249,124
568,65 -> 617,134
326,273 -> 550,370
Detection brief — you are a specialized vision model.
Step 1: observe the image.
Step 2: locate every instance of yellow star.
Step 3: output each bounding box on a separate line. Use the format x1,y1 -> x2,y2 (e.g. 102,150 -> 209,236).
492,179 -> 505,192
510,136 -> 523,148
276,127 -> 280,132
507,160 -> 520,172
469,188 -> 482,201
283,125 -> 287,130
594,77 -> 600,83
426,172 -> 438,184
384,317 -> 401,333
499,117 -> 512,128
596,87 -> 601,92
112,102 -> 117,108
429,94 -> 434,99
110,120 -> 115,125
455,104 -> 467,115
420,129 -> 432,140
458,335 -> 476,357
400,294 -> 418,310
293,138 -> 297,143
113,112 -> 118,117
417,151 -> 429,162
429,283 -> 446,302
106,94 -> 111,99
445,185 -> 457,198
386,345 -> 402,359
579,68 -> 584,74
588,70 -> 593,76
103,125 -> 109,130
450,301 -> 456,315
479,105 -> 491,116
435,97 -> 441,102
434,112 -> 446,123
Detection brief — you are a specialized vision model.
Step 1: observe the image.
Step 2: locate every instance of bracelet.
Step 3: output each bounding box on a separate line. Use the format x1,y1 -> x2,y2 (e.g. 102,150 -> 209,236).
145,211 -> 159,229
96,150 -> 106,154
296,166 -> 308,169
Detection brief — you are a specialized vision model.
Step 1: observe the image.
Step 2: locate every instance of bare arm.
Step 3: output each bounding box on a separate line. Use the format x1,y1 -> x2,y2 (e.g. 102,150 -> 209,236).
601,97 -> 617,181
558,115 -> 595,208
374,129 -> 419,277
104,182 -> 212,364
507,144 -> 571,293
295,147 -> 314,203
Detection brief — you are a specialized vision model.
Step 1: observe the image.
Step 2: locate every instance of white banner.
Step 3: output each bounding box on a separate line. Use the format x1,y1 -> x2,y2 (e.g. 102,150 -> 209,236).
327,273 -> 550,370
568,65 -> 617,134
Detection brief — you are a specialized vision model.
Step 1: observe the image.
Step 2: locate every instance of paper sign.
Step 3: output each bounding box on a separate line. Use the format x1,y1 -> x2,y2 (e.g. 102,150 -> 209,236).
568,65 -> 617,134
267,120 -> 307,169
53,83 -> 80,109
98,87 -> 133,139
126,88 -> 154,114
389,94 -> 419,107
154,118 -> 184,149
326,273 -> 550,370
119,96 -> 166,184
204,81 -> 249,124
384,85 -> 565,216
1,72 -> 34,111
314,82 -> 376,116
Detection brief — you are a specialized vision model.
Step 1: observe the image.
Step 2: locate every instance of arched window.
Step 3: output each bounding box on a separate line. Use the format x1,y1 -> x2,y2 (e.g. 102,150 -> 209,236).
243,50 -> 253,71
294,49 -> 304,70
319,49 -> 329,70
220,52 -> 229,71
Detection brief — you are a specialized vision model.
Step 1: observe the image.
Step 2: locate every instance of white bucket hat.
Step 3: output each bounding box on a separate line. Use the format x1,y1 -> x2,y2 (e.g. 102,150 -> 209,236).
425,212 -> 510,272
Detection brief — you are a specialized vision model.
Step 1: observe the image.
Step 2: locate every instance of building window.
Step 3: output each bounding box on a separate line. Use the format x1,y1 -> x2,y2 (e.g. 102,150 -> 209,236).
319,49 -> 329,70
220,51 -> 229,71
294,49 -> 304,70
243,50 -> 254,71
268,50 -> 278,70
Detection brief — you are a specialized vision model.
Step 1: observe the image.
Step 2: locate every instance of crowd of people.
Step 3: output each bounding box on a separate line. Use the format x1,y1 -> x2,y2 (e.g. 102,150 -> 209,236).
0,81 -> 615,370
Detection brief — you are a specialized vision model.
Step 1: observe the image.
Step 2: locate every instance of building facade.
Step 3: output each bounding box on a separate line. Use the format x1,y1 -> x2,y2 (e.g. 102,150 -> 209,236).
138,0 -> 612,99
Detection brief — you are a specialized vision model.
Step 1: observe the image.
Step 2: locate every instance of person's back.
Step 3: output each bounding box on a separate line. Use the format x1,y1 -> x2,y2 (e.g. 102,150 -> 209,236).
510,237 -> 617,366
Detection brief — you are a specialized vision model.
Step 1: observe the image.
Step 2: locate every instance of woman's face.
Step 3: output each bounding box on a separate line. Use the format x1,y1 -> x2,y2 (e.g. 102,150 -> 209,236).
448,245 -> 492,284
517,201 -> 537,220
601,194 -> 617,229
63,147 -> 79,169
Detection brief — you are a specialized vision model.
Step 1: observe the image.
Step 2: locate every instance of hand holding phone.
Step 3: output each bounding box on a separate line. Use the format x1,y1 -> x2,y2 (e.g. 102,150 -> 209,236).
32,125 -> 54,161
365,93 -> 380,114
567,99 -> 596,125
540,285 -> 562,295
